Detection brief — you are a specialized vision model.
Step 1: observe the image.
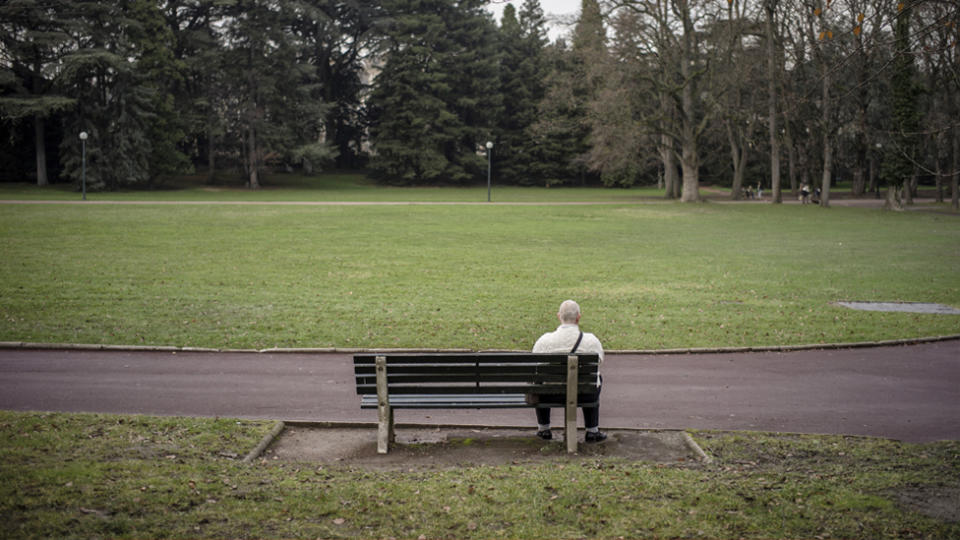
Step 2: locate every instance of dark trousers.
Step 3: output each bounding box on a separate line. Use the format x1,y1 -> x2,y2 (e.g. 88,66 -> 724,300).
534,378 -> 601,429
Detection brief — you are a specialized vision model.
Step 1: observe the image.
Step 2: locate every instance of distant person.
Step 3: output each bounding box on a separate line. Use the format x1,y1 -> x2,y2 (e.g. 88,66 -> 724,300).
800,183 -> 811,204
531,300 -> 606,443
756,183 -> 763,199
813,187 -> 821,204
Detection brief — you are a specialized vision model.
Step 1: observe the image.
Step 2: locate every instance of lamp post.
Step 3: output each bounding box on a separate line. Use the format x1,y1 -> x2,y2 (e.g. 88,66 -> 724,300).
485,141 -> 493,202
79,131 -> 88,201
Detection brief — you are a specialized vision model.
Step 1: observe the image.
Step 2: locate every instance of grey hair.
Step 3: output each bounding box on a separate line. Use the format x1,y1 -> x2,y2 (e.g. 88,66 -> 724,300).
558,300 -> 581,324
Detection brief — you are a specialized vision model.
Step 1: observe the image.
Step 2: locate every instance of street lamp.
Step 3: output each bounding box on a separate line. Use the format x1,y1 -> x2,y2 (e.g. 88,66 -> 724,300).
485,141 -> 493,202
79,131 -> 88,201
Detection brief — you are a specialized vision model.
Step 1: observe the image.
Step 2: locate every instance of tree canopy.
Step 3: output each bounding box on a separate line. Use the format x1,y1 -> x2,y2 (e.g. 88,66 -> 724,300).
0,0 -> 956,207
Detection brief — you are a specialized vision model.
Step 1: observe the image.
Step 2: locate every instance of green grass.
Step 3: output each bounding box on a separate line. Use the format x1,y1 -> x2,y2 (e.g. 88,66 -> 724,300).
0,172 -> 664,202
1,199 -> 958,349
1,411 -> 957,538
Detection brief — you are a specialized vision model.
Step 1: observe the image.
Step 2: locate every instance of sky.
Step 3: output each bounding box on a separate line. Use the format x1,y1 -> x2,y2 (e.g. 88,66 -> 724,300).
484,0 -> 582,41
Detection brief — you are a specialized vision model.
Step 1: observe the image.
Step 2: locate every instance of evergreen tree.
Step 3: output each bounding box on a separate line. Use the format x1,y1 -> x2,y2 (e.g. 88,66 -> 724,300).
128,0 -> 192,185
530,0 -> 603,186
221,0 -> 335,188
162,0 -> 229,182
368,0 -> 500,185
495,1 -> 549,185
291,1 -> 380,169
0,0 -> 76,185
33,1 -> 193,190
880,2 -> 922,209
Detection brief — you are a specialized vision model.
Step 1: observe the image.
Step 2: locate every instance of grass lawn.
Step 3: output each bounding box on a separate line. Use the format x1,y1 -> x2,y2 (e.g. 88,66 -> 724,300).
0,172 -> 665,202
1,411 -> 957,538
0,192 -> 958,350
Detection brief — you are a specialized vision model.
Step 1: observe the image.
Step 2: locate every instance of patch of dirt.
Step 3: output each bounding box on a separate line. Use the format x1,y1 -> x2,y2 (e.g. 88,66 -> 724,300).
265,426 -> 697,470
891,485 -> 960,523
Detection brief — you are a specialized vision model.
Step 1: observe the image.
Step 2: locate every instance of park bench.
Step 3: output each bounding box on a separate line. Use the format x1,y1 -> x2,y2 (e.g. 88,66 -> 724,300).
354,352 -> 600,454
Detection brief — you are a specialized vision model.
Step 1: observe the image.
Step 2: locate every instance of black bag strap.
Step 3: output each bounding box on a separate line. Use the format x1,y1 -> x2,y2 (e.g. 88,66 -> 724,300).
571,331 -> 584,354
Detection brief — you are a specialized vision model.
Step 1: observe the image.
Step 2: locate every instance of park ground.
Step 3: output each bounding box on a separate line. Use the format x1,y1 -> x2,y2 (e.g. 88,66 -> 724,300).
1,410 -> 958,538
1,173 -> 959,538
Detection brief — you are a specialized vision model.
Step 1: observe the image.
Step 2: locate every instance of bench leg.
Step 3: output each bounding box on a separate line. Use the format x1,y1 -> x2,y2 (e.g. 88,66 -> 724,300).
376,355 -> 392,454
566,355 -> 578,454
378,402 -> 392,454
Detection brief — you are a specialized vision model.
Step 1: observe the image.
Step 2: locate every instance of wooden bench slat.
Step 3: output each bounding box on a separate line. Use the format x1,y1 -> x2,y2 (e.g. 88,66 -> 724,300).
359,394 -> 599,409
357,373 -> 584,385
356,383 -> 597,395
354,370 -> 579,381
354,353 -> 599,364
354,364 -> 585,376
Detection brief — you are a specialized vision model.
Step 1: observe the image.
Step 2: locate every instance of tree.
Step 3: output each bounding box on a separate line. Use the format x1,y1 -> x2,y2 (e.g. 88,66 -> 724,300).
530,0 -> 604,187
495,1 -> 549,185
584,7 -> 650,187
367,0 -> 500,185
880,1 -> 922,209
54,1 -> 193,190
290,1 -> 380,169
220,0 -> 336,189
765,0 -> 783,203
0,0 -> 75,185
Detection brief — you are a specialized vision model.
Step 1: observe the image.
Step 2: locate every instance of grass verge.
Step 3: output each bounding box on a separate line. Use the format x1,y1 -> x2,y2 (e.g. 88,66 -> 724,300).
1,200 -> 958,350
0,172 -> 664,203
1,411 -> 957,538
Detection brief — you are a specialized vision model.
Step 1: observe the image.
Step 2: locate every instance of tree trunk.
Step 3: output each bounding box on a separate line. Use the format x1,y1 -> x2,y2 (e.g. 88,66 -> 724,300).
206,122 -> 216,185
660,91 -> 678,199
852,108 -> 867,197
784,120 -> 798,196
934,141 -> 943,203
680,135 -> 699,202
248,124 -> 260,189
727,124 -> 743,200
661,133 -> 678,199
34,116 -> 48,186
679,0 -> 700,203
884,185 -> 903,211
820,138 -> 832,207
953,122 -> 959,211
765,0 -> 781,203
819,65 -> 831,208
904,163 -> 916,205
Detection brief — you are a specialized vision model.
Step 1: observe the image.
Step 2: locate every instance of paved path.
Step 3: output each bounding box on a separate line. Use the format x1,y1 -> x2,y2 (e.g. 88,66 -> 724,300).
1,340 -> 958,442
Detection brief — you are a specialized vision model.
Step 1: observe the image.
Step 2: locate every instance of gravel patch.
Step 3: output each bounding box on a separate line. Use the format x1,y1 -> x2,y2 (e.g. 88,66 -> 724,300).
264,426 -> 698,470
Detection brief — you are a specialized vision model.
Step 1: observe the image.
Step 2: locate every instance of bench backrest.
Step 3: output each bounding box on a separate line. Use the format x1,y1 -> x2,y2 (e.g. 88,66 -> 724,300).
354,353 -> 600,396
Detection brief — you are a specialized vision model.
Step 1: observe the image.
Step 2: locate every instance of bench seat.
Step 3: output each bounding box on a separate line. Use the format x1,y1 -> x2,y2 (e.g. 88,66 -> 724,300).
354,352 -> 599,454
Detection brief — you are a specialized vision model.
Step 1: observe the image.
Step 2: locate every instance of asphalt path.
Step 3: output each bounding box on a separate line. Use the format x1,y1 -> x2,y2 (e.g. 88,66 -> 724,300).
1,340 -> 958,442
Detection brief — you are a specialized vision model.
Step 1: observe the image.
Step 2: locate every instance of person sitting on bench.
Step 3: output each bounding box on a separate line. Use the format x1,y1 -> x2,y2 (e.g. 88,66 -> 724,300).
532,299 -> 607,443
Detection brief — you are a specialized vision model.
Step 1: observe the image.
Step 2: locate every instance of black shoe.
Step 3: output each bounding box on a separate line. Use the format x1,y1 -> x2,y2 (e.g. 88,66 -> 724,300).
536,429 -> 552,440
585,431 -> 607,443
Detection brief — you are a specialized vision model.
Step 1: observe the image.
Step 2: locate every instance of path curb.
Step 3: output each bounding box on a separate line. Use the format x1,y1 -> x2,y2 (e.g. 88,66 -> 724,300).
2,334 -> 958,355
242,421 -> 285,464
682,432 -> 714,464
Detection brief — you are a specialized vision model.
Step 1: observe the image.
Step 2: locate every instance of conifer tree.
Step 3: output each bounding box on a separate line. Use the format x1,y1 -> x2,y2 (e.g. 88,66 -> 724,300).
0,0 -> 75,185
531,0 -> 604,186
881,2 -> 922,209
368,0 -> 500,185
221,0 -> 335,188
495,1 -> 548,185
